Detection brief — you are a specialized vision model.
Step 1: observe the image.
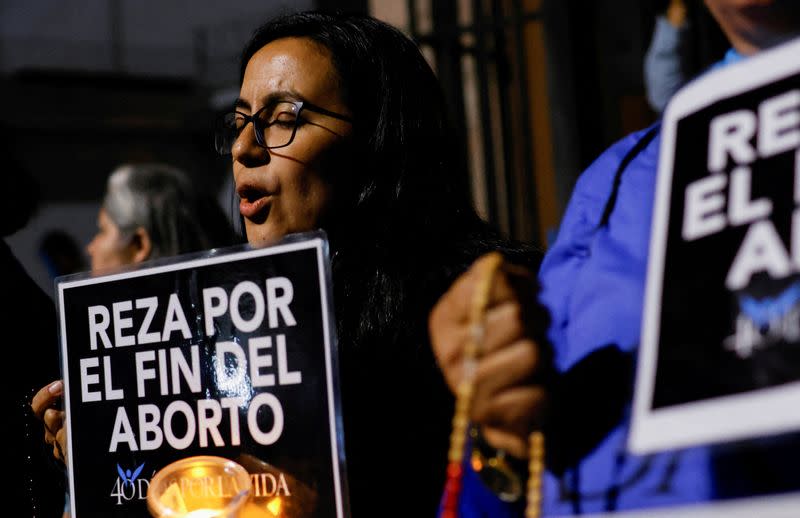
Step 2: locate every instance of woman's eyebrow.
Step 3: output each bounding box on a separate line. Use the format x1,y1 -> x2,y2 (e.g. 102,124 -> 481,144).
235,90 -> 305,111
264,90 -> 303,103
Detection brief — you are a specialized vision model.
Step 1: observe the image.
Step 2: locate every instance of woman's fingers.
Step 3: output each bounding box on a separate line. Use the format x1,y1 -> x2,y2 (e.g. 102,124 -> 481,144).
480,426 -> 530,460
473,339 -> 541,402
430,255 -> 538,391
32,380 -> 68,463
472,385 -> 547,436
44,408 -> 64,436
31,380 -> 63,420
55,427 -> 68,464
42,408 -> 66,463
481,302 -> 531,356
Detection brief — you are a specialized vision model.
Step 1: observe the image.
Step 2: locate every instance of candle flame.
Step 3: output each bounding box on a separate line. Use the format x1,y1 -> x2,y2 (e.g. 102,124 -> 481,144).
267,497 -> 282,515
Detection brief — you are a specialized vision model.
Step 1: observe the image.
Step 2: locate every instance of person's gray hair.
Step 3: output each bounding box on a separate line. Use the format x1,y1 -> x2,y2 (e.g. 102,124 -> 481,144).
102,163 -> 234,260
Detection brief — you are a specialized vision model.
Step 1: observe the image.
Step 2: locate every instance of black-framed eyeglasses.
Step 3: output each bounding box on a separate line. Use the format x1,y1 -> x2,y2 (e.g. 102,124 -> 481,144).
214,100 -> 353,155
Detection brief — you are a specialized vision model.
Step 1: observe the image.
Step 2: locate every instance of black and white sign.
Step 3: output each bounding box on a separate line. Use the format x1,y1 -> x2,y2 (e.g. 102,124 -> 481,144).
630,37 -> 800,454
57,233 -> 348,517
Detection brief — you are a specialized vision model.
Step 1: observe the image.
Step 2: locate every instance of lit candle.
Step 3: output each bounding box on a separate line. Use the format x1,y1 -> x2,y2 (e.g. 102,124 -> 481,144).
147,456 -> 253,518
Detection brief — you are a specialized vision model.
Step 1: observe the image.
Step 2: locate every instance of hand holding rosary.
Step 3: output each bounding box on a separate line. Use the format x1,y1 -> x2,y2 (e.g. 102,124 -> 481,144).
436,252 -> 545,518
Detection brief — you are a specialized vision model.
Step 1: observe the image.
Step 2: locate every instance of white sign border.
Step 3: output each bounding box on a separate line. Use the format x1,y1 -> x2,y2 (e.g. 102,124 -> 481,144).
58,235 -> 347,517
579,491 -> 800,518
630,36 -> 800,454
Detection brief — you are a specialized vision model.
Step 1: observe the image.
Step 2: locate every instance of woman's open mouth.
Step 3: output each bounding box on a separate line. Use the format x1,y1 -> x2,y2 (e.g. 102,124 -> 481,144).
238,189 -> 272,221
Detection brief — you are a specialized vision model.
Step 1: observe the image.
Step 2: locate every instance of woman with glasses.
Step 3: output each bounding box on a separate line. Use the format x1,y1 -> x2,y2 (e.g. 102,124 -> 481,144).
214,10 -> 544,516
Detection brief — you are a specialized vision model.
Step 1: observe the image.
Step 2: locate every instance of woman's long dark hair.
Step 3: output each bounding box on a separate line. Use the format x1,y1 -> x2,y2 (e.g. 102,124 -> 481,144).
240,11 -> 541,515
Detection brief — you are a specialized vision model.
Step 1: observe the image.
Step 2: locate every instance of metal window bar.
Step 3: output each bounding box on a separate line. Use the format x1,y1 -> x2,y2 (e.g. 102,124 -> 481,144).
510,0 -> 539,242
406,0 -> 544,245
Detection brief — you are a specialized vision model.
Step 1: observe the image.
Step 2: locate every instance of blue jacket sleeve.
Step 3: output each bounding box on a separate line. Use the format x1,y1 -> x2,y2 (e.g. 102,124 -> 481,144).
540,127 -> 659,371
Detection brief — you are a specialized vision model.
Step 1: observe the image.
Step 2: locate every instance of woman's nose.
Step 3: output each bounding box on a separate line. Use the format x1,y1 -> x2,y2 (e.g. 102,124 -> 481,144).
231,122 -> 270,167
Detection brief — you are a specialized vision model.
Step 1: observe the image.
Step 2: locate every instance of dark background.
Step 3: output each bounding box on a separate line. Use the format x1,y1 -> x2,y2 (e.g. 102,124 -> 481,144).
1,0 -> 728,295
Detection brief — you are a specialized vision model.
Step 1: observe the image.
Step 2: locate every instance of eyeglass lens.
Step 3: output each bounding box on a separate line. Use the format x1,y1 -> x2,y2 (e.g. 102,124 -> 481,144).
215,101 -> 300,155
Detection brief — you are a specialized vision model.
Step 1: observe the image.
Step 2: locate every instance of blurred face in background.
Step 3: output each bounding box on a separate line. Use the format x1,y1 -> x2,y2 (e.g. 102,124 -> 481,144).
231,37 -> 353,245
704,0 -> 800,53
86,208 -> 137,272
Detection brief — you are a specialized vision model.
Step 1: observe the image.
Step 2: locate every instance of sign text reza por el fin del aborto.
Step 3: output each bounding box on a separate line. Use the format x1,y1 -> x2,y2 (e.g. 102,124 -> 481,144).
80,276 -> 304,452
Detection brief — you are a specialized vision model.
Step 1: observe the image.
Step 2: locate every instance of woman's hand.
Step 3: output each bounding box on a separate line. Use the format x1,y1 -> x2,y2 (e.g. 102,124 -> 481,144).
31,380 -> 67,464
666,0 -> 687,28
429,254 -> 551,460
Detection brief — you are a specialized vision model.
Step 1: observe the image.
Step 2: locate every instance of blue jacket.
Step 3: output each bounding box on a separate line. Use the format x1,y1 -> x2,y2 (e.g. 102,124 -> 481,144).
537,124 -> 711,515
443,49 -> 762,518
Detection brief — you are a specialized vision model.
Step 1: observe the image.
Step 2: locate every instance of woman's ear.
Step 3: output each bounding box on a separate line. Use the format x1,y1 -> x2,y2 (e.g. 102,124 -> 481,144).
130,227 -> 152,264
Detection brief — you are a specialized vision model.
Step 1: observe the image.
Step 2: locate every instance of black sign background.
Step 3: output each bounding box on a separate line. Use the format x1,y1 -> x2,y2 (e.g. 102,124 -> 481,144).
651,72 -> 800,411
58,236 -> 346,517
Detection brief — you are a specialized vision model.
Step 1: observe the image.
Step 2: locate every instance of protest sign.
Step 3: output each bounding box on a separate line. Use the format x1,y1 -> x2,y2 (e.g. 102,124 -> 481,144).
57,233 -> 348,517
630,38 -> 800,454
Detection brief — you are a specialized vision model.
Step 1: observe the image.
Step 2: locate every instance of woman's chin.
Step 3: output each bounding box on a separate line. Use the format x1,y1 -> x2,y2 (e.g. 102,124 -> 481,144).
245,224 -> 290,247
